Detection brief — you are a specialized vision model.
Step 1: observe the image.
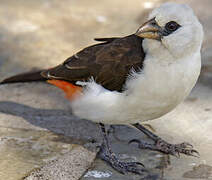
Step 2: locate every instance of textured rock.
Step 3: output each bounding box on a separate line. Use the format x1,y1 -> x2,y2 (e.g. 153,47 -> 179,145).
0,0 -> 212,179
24,146 -> 96,180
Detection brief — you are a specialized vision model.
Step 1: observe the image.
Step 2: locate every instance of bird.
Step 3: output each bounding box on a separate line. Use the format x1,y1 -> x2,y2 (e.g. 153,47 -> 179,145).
0,2 -> 203,175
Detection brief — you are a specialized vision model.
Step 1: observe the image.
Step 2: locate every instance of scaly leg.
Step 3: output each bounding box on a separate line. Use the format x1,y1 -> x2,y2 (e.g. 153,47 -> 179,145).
98,123 -> 146,174
129,123 -> 199,157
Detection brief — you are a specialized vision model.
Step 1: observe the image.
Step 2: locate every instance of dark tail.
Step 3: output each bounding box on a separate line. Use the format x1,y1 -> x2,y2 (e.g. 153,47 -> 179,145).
0,70 -> 47,85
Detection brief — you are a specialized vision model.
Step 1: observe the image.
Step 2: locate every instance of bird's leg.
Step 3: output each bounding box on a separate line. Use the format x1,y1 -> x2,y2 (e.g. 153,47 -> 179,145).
130,123 -> 199,157
98,123 -> 146,175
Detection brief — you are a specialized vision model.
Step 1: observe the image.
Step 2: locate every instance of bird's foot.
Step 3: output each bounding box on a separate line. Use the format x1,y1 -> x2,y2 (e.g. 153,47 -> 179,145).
129,139 -> 199,157
98,143 -> 146,175
156,140 -> 199,157
131,123 -> 199,158
98,123 -> 146,175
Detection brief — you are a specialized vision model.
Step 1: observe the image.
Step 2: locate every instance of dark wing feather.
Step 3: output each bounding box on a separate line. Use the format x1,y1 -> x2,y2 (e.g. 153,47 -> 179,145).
94,37 -> 119,43
42,34 -> 145,92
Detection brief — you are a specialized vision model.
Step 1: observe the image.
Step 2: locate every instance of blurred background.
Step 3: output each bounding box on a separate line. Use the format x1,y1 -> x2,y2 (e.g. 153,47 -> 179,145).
0,0 -> 212,78
0,0 -> 212,179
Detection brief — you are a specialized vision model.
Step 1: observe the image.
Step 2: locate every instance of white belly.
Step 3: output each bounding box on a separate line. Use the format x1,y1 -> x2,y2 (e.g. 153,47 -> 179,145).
71,53 -> 201,125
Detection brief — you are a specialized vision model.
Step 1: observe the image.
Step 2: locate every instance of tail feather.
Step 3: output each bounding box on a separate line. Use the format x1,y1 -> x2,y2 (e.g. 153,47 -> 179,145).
0,70 -> 83,101
0,70 -> 46,85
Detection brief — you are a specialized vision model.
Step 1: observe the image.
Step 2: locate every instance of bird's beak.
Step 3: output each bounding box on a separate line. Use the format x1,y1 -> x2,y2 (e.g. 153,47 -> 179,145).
135,18 -> 162,41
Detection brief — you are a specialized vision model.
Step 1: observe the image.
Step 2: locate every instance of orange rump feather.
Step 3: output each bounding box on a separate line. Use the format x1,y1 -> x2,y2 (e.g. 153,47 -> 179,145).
47,80 -> 82,101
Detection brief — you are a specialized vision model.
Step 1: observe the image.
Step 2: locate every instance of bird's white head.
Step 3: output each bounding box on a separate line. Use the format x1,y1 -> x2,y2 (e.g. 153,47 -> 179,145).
136,2 -> 204,60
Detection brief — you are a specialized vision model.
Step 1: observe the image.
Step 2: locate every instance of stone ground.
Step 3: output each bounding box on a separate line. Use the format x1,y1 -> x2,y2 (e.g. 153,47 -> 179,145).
0,0 -> 212,179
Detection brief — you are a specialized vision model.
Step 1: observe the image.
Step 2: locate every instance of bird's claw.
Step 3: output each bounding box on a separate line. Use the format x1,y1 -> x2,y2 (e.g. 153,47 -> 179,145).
177,142 -> 193,148
128,139 -> 142,146
129,138 -> 200,158
99,148 -> 147,175
114,161 -> 147,175
155,139 -> 200,157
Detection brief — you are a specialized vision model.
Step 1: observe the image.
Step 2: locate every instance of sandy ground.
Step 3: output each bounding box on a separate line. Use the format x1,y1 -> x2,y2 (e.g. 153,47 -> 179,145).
0,0 -> 212,179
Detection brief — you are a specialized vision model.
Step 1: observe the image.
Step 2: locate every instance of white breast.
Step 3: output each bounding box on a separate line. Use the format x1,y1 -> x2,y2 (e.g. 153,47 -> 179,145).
71,51 -> 201,125
124,51 -> 201,121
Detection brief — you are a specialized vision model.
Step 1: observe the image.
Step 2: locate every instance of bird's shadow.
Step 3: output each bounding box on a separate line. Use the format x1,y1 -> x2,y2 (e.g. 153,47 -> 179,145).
0,101 -> 162,179
0,100 -> 149,146
0,101 -> 101,145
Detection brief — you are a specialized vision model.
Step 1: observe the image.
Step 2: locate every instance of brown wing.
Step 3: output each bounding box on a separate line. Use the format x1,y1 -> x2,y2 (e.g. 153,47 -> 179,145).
42,34 -> 145,92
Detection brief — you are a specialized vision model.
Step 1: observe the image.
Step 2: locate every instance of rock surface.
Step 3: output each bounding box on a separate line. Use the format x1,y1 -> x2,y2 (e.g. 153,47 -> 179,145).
24,146 -> 96,180
0,0 -> 212,179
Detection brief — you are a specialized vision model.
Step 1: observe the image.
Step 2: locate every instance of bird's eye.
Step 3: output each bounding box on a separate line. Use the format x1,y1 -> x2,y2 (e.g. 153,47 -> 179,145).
165,21 -> 180,32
